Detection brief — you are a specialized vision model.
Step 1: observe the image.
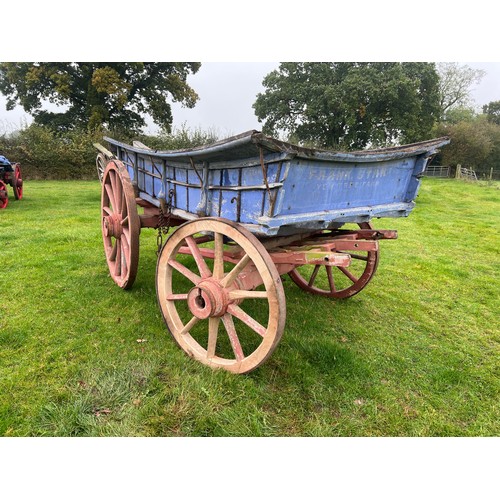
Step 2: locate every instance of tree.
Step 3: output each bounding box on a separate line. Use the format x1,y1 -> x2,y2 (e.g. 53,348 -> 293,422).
0,62 -> 201,132
253,62 -> 440,150
434,116 -> 494,170
483,100 -> 500,125
441,105 -> 477,124
437,62 -> 485,120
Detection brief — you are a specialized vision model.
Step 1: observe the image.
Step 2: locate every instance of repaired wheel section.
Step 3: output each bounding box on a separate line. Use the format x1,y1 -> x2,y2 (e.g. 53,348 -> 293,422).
101,160 -> 140,289
156,218 -> 286,374
11,164 -> 23,200
288,222 -> 380,299
0,180 -> 8,209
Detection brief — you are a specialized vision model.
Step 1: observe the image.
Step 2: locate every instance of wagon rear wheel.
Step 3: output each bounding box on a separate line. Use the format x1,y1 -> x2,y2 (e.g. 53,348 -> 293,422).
156,218 -> 286,374
11,164 -> 23,200
101,160 -> 140,289
96,153 -> 107,183
288,222 -> 380,299
0,180 -> 8,209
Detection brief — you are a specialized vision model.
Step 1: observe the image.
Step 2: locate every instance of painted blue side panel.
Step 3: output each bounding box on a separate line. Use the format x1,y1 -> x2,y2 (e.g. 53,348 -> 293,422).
278,157 -> 416,216
205,161 -> 283,223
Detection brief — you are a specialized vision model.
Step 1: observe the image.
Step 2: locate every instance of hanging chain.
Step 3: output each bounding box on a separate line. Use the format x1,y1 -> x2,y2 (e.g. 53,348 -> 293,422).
156,189 -> 174,256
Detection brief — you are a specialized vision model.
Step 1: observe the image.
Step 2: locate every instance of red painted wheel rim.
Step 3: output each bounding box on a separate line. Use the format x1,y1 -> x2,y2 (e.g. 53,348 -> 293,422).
288,222 -> 380,299
0,180 -> 8,209
12,164 -> 23,200
101,160 -> 140,289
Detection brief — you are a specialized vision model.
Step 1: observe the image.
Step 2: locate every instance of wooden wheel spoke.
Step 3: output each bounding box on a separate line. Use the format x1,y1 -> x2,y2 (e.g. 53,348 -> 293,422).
185,236 -> 212,278
222,314 -> 244,361
109,239 -> 118,261
326,266 -> 336,292
220,254 -> 251,288
207,317 -> 220,358
122,227 -> 131,246
114,171 -> 124,212
166,293 -> 189,301
121,235 -> 130,268
114,239 -> 122,276
121,241 -> 128,277
339,266 -> 358,283
104,183 -> 115,211
213,232 -> 225,280
228,290 -> 268,300
168,258 -> 202,284
227,304 -> 266,338
109,171 -> 119,209
103,206 -> 113,216
308,265 -> 320,287
179,316 -> 200,336
120,186 -> 126,215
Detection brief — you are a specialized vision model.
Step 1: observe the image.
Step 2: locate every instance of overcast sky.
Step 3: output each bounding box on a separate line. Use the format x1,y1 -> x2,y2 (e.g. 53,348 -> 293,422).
1,61 -> 499,137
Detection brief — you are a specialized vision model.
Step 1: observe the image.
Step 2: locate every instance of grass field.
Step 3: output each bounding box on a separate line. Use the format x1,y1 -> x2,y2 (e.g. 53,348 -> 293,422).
0,178 -> 499,436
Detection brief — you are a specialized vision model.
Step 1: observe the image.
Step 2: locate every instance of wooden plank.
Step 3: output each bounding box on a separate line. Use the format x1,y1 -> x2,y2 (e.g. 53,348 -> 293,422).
93,143 -> 115,158
132,140 -> 152,150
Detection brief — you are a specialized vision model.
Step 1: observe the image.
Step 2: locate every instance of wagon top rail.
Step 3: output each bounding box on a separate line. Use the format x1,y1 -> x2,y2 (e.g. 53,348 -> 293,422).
103,130 -> 450,164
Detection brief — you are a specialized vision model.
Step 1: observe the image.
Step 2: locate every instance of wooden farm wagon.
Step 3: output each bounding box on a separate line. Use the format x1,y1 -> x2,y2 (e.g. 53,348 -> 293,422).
94,131 -> 449,373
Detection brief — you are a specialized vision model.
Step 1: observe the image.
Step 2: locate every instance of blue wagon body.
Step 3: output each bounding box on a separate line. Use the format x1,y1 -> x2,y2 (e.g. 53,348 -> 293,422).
104,130 -> 449,236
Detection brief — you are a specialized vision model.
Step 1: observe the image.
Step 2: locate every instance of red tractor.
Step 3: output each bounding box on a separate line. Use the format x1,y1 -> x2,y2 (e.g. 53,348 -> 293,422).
0,155 -> 23,209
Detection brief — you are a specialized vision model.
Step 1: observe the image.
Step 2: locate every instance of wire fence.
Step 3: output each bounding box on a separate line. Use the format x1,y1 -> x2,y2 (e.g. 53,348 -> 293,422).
425,165 -> 451,178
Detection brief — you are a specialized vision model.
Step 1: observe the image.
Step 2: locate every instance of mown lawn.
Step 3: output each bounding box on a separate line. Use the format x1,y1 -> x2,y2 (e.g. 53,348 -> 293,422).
0,178 -> 498,436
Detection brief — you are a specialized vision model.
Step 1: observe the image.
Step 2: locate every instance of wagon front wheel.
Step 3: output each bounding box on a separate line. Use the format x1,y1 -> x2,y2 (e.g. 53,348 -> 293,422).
101,160 -> 140,289
11,163 -> 23,200
0,180 -> 8,209
156,218 -> 286,374
288,222 -> 380,299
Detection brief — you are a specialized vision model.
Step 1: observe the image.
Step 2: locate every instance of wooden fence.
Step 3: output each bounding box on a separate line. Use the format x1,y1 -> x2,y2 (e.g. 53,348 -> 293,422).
455,164 -> 478,181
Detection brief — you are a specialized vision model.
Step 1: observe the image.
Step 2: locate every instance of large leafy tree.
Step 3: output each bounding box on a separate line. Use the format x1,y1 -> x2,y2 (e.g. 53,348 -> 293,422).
483,100 -> 500,126
0,62 -> 200,132
434,117 -> 496,171
437,62 -> 485,120
253,62 -> 441,150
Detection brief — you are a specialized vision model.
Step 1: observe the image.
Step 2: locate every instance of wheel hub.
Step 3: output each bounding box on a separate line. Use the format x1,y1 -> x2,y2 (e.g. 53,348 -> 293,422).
103,213 -> 123,238
187,278 -> 234,319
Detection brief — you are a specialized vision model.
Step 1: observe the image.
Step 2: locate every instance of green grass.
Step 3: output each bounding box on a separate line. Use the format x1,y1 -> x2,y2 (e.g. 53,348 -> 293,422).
0,178 -> 499,436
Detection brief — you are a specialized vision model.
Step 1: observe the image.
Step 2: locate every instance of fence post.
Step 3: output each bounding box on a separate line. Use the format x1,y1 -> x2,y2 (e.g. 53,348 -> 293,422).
490,168 -> 494,181
456,164 -> 461,179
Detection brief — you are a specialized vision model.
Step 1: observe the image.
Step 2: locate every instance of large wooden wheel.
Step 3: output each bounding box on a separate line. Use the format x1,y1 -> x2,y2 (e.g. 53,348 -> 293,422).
96,153 -> 107,183
0,180 -> 8,209
156,218 -> 286,374
288,222 -> 380,299
11,163 -> 23,200
101,160 -> 140,289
